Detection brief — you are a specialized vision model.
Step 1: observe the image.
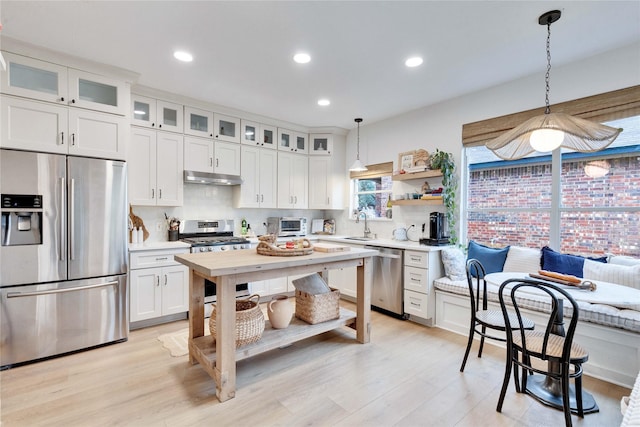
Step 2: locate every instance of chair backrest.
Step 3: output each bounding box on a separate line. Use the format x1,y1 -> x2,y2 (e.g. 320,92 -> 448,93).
466,259 -> 488,312
498,278 -> 580,361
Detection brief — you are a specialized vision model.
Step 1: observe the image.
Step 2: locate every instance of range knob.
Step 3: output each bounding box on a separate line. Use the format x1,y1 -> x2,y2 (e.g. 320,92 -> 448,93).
199,247 -> 206,253
207,246 -> 214,252
220,246 -> 229,251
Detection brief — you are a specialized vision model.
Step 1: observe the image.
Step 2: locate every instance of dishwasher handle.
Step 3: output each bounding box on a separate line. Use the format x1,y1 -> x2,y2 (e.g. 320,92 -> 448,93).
364,246 -> 402,259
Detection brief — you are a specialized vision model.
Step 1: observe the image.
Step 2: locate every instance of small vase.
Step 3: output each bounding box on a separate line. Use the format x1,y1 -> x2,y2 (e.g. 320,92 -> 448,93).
267,295 -> 293,329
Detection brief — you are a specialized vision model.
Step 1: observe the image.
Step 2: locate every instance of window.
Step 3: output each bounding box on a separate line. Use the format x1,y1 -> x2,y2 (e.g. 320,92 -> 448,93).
349,162 -> 393,219
465,115 -> 640,257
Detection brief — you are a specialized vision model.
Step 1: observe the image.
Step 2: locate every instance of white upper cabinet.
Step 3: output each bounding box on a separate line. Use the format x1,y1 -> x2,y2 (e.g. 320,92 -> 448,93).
129,128 -> 183,206
241,120 -> 277,150
294,132 -> 309,154
1,95 -> 126,160
277,151 -> 308,209
185,106 -> 214,138
1,52 -> 68,104
214,113 -> 240,143
309,133 -> 334,155
131,95 -> 183,133
277,128 -> 293,151
1,52 -> 128,116
278,128 -> 308,153
183,136 -> 241,176
234,145 -> 277,208
67,69 -> 127,115
260,124 -> 277,150
308,156 -> 343,209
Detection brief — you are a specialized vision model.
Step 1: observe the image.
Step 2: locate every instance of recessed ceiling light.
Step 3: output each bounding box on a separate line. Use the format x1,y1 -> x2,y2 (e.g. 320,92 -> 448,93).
405,56 -> 423,67
293,53 -> 311,64
317,99 -> 330,106
174,51 -> 193,62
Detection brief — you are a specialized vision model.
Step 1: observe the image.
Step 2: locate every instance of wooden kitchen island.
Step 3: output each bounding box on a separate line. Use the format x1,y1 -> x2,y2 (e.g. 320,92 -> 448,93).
174,247 -> 377,402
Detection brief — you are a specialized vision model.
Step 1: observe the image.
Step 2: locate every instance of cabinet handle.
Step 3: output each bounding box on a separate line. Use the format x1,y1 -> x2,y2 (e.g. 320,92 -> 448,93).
261,194 -> 264,202
156,276 -> 160,286
71,133 -> 76,146
216,158 -> 219,168
61,131 -> 64,145
327,197 -> 330,204
158,124 -> 162,128
294,196 -> 298,204
159,189 -> 162,199
151,188 -> 155,199
60,97 -> 65,102
210,133 -> 213,137
155,257 -> 168,261
210,158 -> 213,167
164,274 -> 167,286
152,123 -> 156,127
71,99 -> 76,104
256,194 -> 259,202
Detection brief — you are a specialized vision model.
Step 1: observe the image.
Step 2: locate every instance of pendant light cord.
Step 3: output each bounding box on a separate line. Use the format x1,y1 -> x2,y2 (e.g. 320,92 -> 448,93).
544,21 -> 552,114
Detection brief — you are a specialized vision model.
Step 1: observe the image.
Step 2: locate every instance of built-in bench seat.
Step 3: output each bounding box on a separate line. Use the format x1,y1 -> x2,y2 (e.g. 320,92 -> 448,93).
433,276 -> 640,333
433,243 -> 640,388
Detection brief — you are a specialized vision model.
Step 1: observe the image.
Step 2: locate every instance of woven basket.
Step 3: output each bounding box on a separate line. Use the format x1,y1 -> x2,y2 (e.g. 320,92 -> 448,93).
295,288 -> 340,324
209,294 -> 265,348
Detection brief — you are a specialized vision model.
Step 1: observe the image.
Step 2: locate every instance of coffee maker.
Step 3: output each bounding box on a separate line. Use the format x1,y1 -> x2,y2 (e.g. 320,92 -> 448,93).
421,212 -> 450,246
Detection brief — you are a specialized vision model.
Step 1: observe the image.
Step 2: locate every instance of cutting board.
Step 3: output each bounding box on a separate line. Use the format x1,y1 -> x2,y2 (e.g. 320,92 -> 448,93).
313,243 -> 351,253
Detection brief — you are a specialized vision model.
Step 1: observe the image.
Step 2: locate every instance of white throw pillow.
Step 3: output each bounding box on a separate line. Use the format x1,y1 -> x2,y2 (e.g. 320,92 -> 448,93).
609,255 -> 640,267
441,247 -> 466,281
503,246 -> 541,275
583,259 -> 640,289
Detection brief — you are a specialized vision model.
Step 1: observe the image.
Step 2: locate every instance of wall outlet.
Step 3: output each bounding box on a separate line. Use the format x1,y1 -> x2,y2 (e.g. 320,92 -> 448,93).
156,221 -> 163,232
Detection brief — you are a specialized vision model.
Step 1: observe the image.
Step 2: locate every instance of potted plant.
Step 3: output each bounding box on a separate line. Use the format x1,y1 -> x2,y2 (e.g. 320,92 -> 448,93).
430,149 -> 458,245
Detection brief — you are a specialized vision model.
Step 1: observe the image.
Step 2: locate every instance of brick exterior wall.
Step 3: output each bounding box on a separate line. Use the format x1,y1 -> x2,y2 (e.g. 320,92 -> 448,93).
467,156 -> 640,257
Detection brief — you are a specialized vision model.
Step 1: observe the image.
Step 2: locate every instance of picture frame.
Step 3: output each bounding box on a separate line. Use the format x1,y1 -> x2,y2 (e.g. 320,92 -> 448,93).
398,149 -> 430,171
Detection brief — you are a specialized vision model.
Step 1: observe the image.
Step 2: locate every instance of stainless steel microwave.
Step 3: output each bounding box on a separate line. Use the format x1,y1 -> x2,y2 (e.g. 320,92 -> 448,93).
266,217 -> 307,237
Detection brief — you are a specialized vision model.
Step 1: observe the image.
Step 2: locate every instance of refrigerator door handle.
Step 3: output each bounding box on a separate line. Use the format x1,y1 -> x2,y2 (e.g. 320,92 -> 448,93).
6,281 -> 118,298
70,178 -> 75,260
60,177 -> 66,261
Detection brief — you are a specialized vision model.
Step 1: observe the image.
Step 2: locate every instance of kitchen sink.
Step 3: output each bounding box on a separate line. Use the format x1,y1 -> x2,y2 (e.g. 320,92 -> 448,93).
344,236 -> 373,241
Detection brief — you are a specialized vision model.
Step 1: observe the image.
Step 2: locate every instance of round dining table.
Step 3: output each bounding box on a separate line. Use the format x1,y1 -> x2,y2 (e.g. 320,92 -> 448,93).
485,272 -> 640,415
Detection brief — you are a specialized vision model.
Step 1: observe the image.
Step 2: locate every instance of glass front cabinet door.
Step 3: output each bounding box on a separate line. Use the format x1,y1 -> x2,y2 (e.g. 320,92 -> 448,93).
261,124 -> 277,149
278,128 -> 293,151
1,52 -> 68,104
241,120 -> 259,145
294,132 -> 308,154
214,113 -> 240,143
310,133 -> 334,155
132,95 -> 156,127
68,69 -> 127,115
185,106 -> 213,138
156,100 -> 183,133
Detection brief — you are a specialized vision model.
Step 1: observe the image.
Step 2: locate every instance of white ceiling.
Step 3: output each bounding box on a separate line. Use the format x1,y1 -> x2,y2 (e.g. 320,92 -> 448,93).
1,1 -> 639,130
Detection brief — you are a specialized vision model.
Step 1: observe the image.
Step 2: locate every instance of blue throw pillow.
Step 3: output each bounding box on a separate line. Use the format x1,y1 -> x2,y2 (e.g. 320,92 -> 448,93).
467,241 -> 510,275
540,246 -> 607,278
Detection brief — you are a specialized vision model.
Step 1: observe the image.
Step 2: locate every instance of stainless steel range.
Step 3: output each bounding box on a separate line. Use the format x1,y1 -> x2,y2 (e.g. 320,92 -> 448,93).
179,219 -> 251,312
180,219 -> 251,253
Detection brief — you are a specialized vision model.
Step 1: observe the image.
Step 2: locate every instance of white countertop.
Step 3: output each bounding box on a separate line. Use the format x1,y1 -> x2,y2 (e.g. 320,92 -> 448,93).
313,235 -> 448,252
128,241 -> 191,252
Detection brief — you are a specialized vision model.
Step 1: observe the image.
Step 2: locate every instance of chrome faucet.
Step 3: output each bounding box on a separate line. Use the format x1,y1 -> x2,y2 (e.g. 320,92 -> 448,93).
355,211 -> 372,238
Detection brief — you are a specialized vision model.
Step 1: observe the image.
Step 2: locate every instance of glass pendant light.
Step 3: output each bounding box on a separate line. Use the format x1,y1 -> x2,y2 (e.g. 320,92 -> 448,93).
486,10 -> 622,160
349,118 -> 367,172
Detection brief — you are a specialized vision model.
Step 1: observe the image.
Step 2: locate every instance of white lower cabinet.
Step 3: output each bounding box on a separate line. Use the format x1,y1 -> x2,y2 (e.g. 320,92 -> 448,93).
403,249 -> 443,324
129,248 -> 190,324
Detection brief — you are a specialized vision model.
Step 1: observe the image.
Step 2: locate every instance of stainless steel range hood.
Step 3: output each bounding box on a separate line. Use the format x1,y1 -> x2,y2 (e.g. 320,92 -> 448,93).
184,170 -> 243,185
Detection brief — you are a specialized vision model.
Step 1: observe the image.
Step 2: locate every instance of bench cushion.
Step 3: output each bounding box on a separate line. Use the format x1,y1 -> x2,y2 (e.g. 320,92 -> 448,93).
433,276 -> 640,333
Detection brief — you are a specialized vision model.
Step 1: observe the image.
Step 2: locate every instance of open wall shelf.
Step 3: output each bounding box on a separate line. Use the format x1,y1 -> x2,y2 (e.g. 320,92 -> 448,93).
392,170 -> 442,181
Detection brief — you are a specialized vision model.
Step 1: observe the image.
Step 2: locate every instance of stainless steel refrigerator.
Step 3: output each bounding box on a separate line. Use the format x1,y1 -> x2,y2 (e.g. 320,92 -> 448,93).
1,149 -> 128,368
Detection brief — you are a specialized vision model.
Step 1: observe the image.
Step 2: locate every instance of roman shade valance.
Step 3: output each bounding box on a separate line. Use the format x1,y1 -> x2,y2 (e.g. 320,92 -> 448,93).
462,85 -> 640,146
349,162 -> 393,179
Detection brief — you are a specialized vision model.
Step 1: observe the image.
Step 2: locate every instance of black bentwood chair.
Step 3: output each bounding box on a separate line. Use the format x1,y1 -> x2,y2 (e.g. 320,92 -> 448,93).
459,259 -> 535,372
496,278 -> 589,427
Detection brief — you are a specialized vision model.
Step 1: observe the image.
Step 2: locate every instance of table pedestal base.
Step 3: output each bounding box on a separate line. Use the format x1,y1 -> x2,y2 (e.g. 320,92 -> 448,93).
526,374 -> 599,415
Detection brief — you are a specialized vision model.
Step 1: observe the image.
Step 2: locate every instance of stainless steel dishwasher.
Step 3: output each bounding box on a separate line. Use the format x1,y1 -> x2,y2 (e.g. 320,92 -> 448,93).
364,246 -> 405,318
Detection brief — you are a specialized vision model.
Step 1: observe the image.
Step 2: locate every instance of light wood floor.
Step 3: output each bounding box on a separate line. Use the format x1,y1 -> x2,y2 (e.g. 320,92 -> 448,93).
1,301 -> 630,426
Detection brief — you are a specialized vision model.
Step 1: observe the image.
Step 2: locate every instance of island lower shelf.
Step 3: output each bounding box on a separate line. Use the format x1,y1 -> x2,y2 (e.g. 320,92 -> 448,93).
190,307 -> 357,364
